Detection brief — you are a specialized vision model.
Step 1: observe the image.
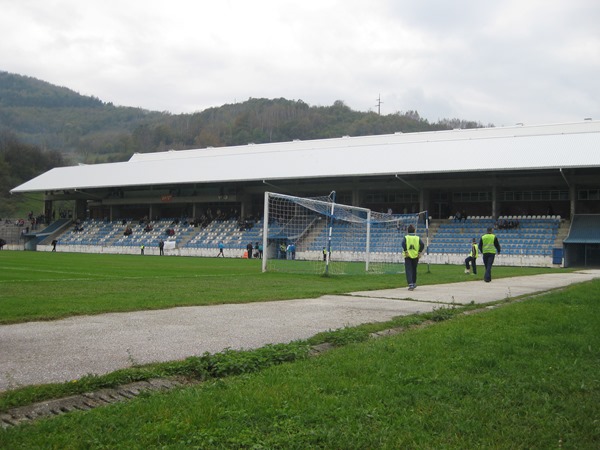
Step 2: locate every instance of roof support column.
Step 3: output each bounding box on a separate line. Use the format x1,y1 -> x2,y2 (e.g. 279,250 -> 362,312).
240,191 -> 250,219
352,186 -> 360,207
75,199 -> 87,221
570,184 -> 576,220
560,168 -> 575,220
491,184 -> 498,219
420,189 -> 429,216
44,199 -> 53,224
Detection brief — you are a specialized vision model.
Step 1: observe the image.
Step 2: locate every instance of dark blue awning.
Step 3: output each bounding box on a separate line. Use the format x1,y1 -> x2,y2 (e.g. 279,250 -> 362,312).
563,215 -> 600,244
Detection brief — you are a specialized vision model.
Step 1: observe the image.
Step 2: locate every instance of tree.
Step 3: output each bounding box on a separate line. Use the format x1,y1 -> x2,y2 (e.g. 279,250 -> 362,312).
0,131 -> 65,216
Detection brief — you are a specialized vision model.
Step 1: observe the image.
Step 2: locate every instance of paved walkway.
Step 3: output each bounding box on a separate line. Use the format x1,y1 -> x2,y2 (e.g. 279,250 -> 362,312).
1,270 -> 598,392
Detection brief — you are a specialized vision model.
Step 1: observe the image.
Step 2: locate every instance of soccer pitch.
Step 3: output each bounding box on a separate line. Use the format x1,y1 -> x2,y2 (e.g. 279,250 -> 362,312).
0,251 -> 400,324
0,251 -> 563,324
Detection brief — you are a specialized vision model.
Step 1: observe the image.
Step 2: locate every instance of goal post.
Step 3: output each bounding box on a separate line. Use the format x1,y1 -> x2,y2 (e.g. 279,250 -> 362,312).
262,191 -> 425,275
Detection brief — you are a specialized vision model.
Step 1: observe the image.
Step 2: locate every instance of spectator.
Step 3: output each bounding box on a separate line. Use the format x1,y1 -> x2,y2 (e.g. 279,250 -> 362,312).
281,243 -> 288,259
287,243 -> 296,260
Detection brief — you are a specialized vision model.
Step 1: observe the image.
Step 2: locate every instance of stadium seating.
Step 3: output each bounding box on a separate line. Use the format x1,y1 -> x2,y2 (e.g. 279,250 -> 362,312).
427,216 -> 560,256
183,218 -> 263,251
53,215 -> 560,258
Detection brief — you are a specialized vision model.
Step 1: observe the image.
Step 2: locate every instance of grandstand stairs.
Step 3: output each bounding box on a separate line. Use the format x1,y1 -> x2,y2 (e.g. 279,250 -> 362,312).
554,219 -> 570,247
424,220 -> 440,242
0,220 -> 27,245
301,220 -> 327,251
37,219 -> 74,245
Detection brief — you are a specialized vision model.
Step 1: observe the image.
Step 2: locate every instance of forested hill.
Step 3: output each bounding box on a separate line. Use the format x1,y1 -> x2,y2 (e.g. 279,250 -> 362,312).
0,72 -> 103,108
0,71 -> 165,162
0,71 -> 486,166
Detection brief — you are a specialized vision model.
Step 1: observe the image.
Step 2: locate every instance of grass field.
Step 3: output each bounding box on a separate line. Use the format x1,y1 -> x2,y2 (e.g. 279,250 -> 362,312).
1,251 -> 597,448
0,251 -> 568,324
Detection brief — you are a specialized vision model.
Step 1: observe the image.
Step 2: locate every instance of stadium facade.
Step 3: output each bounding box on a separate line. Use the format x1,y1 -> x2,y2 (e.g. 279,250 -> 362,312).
10,120 -> 600,267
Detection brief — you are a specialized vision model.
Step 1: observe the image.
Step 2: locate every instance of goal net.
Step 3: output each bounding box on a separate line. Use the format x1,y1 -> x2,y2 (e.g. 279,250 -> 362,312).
262,191 -> 425,275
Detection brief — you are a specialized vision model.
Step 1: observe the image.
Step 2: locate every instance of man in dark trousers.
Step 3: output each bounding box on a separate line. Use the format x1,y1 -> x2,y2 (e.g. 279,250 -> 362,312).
464,238 -> 478,274
479,227 -> 501,282
402,224 -> 424,291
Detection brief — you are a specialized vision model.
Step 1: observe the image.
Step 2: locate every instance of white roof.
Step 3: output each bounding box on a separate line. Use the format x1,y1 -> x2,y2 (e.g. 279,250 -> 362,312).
11,120 -> 600,193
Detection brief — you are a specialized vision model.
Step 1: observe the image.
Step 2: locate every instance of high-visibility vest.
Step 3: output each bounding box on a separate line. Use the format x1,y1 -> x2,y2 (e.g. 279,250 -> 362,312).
469,243 -> 478,258
404,235 -> 420,259
481,234 -> 497,254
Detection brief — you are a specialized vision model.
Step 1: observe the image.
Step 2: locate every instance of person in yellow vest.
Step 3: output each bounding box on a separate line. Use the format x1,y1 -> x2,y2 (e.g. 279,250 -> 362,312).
402,224 -> 424,291
464,237 -> 478,274
479,227 -> 501,282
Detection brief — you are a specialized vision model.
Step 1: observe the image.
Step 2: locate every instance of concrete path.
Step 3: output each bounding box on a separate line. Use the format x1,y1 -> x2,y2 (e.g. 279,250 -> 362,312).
1,270 -> 598,392
351,271 -> 600,305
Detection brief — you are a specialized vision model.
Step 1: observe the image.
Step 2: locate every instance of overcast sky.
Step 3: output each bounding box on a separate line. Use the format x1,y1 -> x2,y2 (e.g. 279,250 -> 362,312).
1,0 -> 598,127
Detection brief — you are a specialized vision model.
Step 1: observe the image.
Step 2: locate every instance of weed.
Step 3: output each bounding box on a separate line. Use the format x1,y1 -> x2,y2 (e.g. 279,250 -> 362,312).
313,326 -> 370,347
428,305 -> 456,322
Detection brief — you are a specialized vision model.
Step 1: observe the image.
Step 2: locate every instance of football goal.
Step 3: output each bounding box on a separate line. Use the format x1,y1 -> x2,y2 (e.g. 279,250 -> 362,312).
262,191 -> 427,275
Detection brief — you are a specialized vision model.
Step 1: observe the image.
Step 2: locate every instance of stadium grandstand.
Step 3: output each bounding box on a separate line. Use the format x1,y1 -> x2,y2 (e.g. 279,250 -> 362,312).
8,120 -> 600,267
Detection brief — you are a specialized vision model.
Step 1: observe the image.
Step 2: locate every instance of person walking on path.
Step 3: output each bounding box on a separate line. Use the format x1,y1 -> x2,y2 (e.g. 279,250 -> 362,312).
464,238 -> 478,274
217,241 -> 225,257
479,227 -> 501,282
402,224 -> 424,291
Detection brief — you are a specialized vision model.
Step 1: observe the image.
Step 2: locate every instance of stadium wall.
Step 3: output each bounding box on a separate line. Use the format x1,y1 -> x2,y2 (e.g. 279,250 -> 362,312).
34,244 -> 560,268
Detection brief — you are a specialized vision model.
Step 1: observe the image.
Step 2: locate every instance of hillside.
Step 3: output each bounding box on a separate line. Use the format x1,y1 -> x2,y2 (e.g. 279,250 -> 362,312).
0,72 -> 166,162
0,71 -> 487,165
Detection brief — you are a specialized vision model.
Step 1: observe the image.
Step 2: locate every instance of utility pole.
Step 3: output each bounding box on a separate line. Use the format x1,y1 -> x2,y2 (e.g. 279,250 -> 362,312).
376,94 -> 383,115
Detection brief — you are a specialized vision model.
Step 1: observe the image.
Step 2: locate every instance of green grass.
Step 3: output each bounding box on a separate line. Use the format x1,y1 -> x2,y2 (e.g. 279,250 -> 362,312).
0,251 -> 568,324
1,279 -> 598,448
